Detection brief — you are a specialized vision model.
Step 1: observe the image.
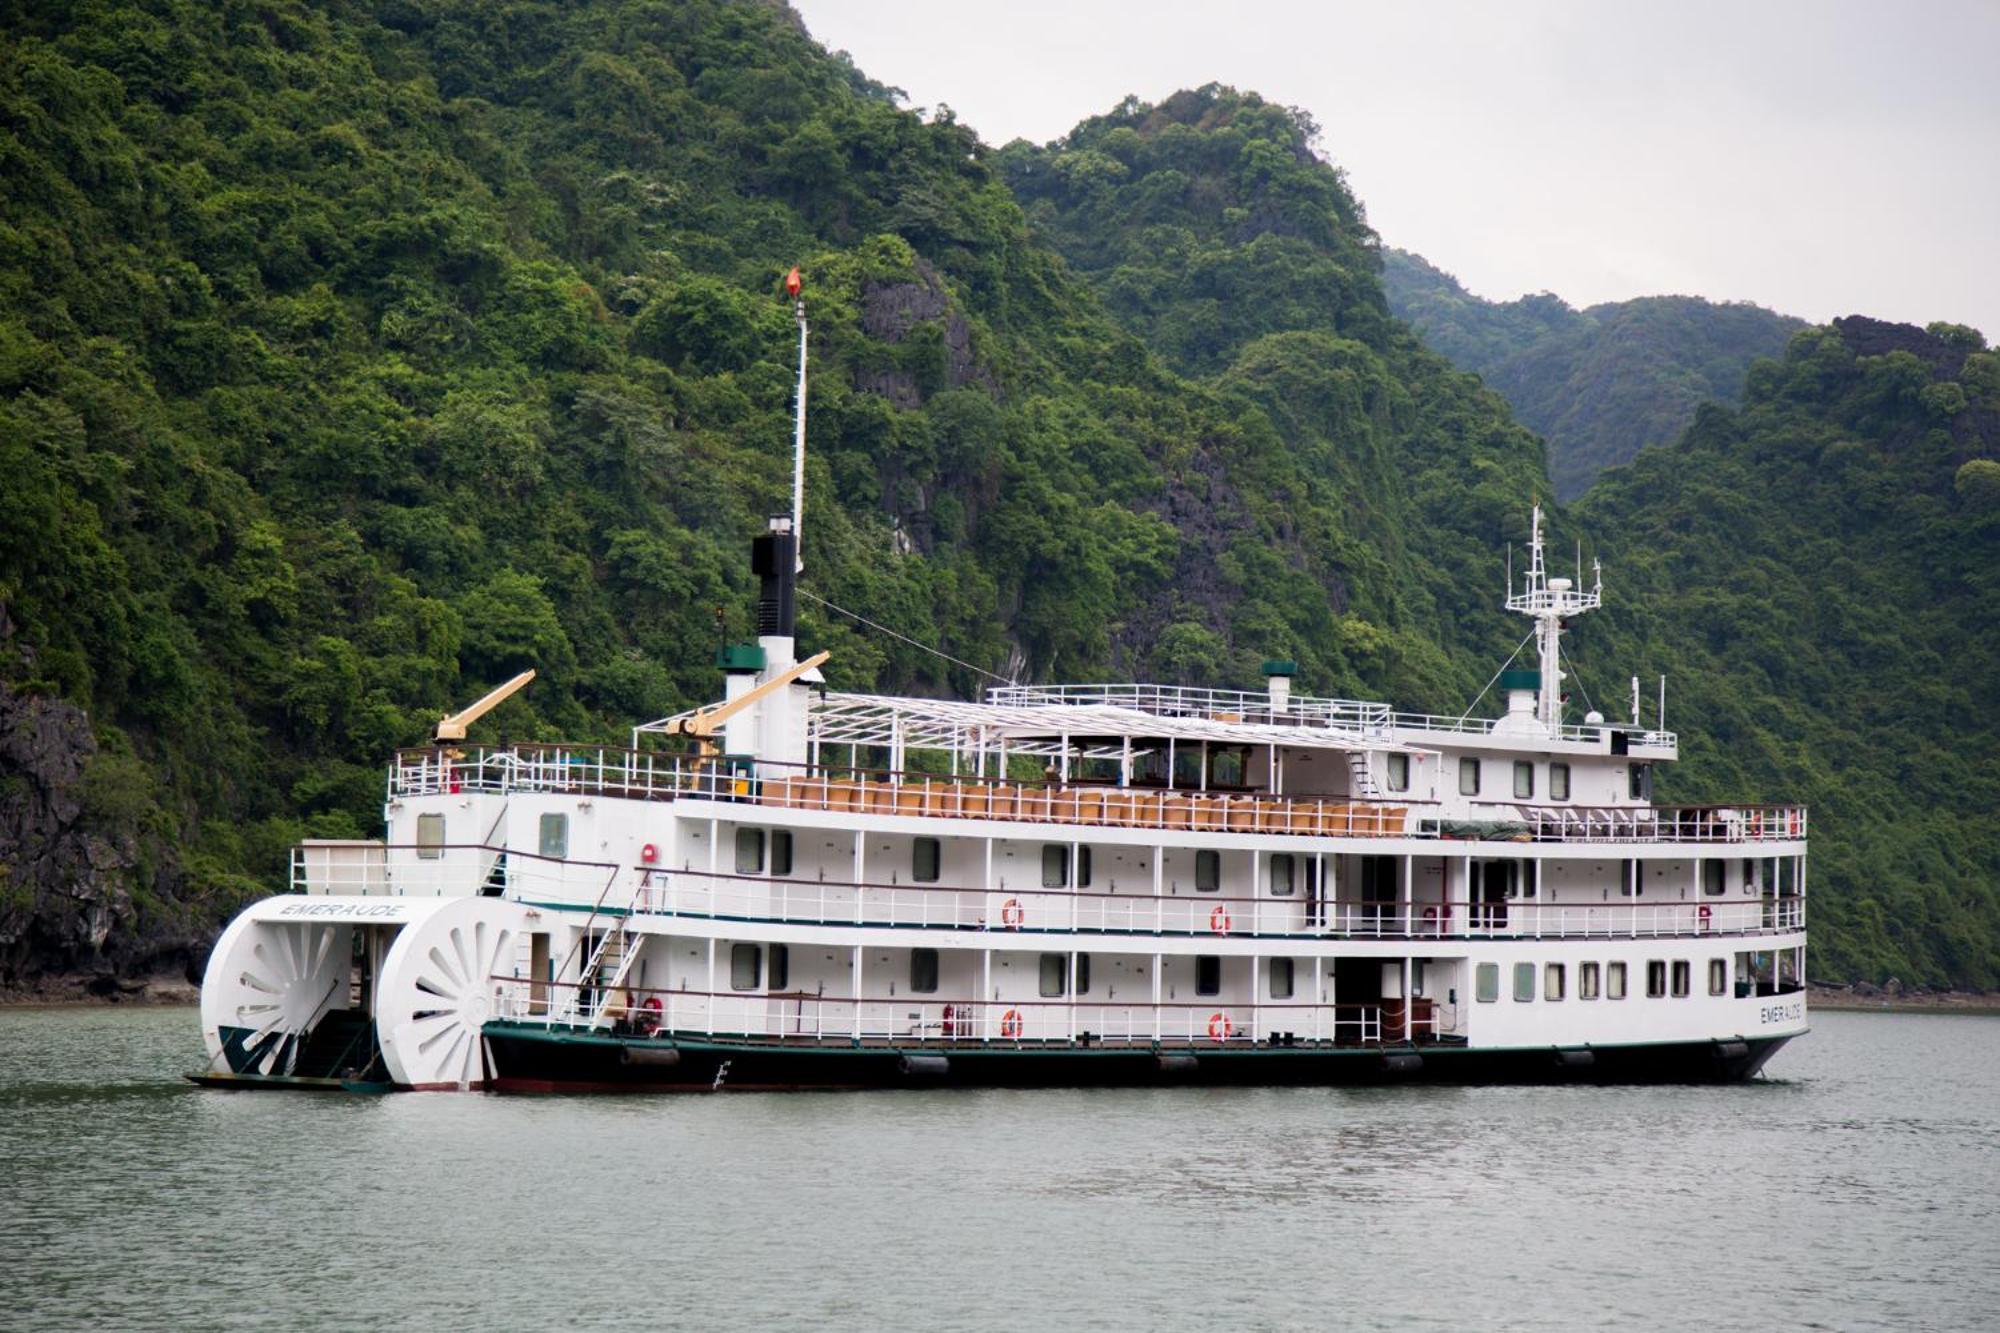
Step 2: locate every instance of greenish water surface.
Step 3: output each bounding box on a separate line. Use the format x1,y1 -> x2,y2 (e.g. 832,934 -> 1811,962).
0,1008 -> 1993,1331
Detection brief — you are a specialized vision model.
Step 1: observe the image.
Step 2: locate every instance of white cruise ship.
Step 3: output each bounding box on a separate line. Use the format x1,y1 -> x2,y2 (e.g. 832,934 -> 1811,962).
193,287 -> 1808,1093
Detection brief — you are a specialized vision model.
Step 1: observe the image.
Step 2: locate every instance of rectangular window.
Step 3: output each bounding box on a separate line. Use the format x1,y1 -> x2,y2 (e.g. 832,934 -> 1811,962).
1709,958 -> 1727,996
1195,849 -> 1220,893
1607,961 -> 1628,1000
1038,953 -> 1067,998
538,813 -> 568,859
1387,753 -> 1410,793
1703,859 -> 1725,896
1195,955 -> 1222,997
1513,962 -> 1536,1002
1076,952 -> 1091,996
768,944 -> 790,992
1476,962 -> 1500,1003
770,830 -> 793,878
1621,859 -> 1642,897
1076,846 -> 1092,888
1545,962 -> 1565,1001
735,827 -> 765,874
1460,758 -> 1482,796
1041,845 -> 1069,888
416,812 -> 445,860
1269,958 -> 1295,999
1269,853 -> 1295,897
910,948 -> 939,994
730,943 -> 761,991
913,837 -> 941,883
1550,762 -> 1571,801
1630,764 -> 1652,800
1579,961 -> 1600,1000
1647,960 -> 1667,998
1672,959 -> 1691,998
1514,761 -> 1535,800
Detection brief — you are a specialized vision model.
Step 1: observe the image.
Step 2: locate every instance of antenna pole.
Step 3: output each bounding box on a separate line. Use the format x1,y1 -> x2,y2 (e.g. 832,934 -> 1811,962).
1658,674 -> 1666,734
791,288 -> 808,573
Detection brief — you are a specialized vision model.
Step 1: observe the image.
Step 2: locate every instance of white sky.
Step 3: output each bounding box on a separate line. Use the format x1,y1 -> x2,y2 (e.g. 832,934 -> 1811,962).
791,0 -> 2000,339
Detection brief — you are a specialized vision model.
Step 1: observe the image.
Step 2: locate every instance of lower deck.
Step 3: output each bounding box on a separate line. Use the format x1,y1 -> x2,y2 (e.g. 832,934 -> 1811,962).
480,1021 -> 1792,1091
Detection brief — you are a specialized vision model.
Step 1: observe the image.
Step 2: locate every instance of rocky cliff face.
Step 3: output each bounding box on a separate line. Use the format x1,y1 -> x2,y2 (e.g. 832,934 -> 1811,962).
0,672 -> 191,993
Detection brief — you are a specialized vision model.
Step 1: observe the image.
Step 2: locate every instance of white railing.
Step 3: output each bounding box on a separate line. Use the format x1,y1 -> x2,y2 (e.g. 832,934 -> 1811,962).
984,682 -> 1394,731
500,981 -> 1396,1047
622,870 -> 1804,941
290,842 -> 618,900
387,746 -> 1804,846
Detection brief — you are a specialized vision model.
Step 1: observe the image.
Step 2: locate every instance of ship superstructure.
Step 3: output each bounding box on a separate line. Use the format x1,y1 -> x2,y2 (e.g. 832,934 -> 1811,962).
194,282 -> 1807,1092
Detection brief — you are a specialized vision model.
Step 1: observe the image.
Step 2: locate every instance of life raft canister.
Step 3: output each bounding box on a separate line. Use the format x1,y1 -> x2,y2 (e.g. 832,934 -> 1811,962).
1207,1011 -> 1233,1040
1000,1008 -> 1024,1039
1209,904 -> 1232,935
1000,898 -> 1025,929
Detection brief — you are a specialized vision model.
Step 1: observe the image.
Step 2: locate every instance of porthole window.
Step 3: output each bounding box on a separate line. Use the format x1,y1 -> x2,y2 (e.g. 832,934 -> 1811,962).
538,813 -> 568,859
1476,962 -> 1500,1003
1195,955 -> 1222,997
913,837 -> 941,883
730,943 -> 761,991
1041,845 -> 1069,888
735,827 -> 764,874
1038,952 -> 1067,998
1513,962 -> 1536,1002
1269,958 -> 1295,999
1195,849 -> 1220,893
910,948 -> 939,994
416,812 -> 445,860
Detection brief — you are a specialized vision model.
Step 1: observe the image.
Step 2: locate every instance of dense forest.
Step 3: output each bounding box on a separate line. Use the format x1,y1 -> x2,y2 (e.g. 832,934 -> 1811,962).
1382,249 -> 1803,499
0,0 -> 1994,989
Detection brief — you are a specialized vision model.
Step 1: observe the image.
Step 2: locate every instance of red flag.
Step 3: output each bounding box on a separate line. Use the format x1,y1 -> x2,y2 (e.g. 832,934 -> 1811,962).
784,266 -> 802,297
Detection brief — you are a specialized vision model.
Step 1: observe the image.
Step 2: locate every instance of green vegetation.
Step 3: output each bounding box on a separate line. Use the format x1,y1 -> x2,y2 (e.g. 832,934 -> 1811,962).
1581,317 -> 2000,986
1383,249 -> 1803,499
0,4 -> 1993,988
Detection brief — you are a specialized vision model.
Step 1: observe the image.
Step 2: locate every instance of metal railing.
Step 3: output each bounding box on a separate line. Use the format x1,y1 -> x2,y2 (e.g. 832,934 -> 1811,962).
618,870 -> 1805,941
386,746 -> 1803,847
495,978 -> 1411,1047
290,842 -> 619,899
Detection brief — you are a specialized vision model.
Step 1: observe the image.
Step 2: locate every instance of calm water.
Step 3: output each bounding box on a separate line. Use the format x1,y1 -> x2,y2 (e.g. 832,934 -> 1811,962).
0,1009 -> 1995,1331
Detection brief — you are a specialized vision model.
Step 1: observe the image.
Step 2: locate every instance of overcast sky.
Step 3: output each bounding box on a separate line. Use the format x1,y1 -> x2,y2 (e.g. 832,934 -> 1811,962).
791,0 -> 2000,339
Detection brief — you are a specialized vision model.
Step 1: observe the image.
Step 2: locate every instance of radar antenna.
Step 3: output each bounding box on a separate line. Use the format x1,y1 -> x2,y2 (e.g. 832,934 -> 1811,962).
1504,502 -> 1602,732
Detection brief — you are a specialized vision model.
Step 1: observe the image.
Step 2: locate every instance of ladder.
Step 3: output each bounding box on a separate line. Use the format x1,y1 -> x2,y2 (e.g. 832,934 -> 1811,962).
1346,750 -> 1381,799
584,925 -> 647,1030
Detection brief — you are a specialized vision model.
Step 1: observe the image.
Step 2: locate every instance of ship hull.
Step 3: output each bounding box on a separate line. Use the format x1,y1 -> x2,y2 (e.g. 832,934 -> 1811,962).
481,1021 -> 1794,1093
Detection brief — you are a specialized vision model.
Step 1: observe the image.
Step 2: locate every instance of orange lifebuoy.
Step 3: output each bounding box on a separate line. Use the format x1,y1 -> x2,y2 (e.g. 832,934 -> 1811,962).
1000,898 -> 1025,929
1000,1008 -> 1023,1039
636,995 -> 663,1036
1209,904 -> 1232,935
1698,903 -> 1713,932
1207,1011 -> 1233,1040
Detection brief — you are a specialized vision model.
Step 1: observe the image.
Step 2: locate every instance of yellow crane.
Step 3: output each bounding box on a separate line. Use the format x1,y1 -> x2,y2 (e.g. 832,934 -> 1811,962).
434,670 -> 536,744
669,651 -> 830,758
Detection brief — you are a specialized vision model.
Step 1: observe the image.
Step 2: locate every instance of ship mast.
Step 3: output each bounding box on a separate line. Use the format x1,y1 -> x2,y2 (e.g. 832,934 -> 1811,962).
1504,502 -> 1601,732
788,265 -> 807,573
